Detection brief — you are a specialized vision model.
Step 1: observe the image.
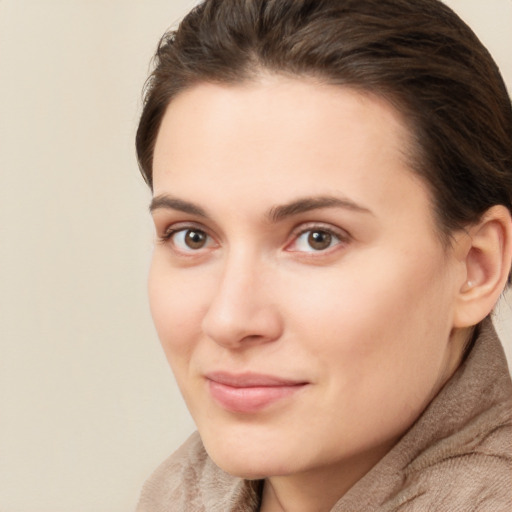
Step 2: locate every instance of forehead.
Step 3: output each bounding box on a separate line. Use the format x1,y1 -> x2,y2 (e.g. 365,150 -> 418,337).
152,77 -> 429,223
154,77 -> 412,164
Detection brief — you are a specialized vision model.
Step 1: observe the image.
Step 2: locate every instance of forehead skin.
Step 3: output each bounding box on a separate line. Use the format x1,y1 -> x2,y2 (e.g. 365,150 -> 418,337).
152,77 -> 429,231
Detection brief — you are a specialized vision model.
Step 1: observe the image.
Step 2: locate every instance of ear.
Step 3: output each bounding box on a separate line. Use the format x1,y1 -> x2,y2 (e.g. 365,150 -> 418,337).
453,205 -> 512,328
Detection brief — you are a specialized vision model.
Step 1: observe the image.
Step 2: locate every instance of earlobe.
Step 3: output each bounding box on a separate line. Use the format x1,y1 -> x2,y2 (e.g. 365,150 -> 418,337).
453,205 -> 512,328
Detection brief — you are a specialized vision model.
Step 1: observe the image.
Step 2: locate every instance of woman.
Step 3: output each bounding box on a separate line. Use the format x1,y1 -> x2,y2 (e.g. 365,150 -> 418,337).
135,1 -> 512,510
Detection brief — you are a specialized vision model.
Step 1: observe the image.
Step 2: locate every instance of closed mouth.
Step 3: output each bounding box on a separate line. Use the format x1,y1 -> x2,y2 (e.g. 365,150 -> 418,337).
205,372 -> 309,413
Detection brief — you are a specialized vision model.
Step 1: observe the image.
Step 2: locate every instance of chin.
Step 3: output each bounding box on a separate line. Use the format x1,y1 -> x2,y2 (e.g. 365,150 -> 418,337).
211,453 -> 295,480
201,429 -> 300,479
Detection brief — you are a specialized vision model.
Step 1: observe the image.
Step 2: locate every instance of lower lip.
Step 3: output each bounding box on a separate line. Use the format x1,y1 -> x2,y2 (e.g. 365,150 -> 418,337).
207,380 -> 306,413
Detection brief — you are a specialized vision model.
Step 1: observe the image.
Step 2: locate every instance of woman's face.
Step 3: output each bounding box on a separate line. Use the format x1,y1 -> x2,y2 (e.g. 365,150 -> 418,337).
149,77 -> 466,480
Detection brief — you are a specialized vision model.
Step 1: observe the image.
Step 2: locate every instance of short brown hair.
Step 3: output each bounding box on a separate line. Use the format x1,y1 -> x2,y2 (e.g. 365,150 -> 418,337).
136,0 -> 512,276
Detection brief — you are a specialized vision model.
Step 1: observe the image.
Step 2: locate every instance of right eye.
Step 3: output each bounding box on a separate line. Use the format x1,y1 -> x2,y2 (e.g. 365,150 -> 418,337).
166,228 -> 216,252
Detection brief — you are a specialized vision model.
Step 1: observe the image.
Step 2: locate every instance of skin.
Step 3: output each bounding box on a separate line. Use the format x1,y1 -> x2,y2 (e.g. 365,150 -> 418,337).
148,76 -> 472,512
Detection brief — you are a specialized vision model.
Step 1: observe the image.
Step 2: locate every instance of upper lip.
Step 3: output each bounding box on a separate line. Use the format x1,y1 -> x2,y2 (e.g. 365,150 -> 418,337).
205,371 -> 308,388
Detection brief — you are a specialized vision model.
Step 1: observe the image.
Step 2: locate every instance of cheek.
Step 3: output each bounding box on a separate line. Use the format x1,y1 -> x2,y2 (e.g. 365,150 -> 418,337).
279,250 -> 456,447
148,258 -> 208,362
283,245 -> 455,384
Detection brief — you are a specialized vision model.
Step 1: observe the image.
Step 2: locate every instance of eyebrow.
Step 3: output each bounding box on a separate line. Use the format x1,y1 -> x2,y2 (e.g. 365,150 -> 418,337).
267,196 -> 373,223
149,195 -> 207,217
149,194 -> 373,221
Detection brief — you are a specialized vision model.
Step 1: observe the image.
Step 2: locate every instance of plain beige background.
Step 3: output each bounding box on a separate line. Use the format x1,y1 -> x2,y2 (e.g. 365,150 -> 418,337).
0,1 -> 510,511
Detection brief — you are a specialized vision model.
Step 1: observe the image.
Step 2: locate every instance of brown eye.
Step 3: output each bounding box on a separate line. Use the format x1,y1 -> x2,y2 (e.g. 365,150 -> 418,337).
307,230 -> 333,250
168,228 -> 213,251
184,229 -> 207,249
288,227 -> 343,253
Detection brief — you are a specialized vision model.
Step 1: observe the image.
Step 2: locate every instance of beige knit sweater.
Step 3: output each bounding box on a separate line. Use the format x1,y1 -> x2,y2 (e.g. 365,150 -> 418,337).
136,319 -> 512,511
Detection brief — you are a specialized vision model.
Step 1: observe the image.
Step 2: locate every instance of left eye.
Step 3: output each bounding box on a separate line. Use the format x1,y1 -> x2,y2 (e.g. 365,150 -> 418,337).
290,229 -> 341,252
170,228 -> 215,251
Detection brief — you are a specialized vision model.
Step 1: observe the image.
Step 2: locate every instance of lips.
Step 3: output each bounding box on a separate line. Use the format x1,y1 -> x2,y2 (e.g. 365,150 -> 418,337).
205,372 -> 308,413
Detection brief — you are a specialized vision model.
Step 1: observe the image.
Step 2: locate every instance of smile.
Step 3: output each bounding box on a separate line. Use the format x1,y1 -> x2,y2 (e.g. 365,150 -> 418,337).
205,372 -> 308,413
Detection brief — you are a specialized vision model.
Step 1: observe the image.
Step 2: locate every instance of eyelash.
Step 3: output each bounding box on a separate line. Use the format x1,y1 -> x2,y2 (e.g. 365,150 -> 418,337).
158,222 -> 350,256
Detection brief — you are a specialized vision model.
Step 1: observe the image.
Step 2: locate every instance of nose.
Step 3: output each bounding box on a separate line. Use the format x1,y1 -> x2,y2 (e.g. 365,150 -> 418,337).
201,253 -> 283,349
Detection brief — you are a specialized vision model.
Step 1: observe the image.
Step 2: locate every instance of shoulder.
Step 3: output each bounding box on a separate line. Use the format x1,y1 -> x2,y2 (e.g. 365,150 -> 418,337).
135,432 -> 260,512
